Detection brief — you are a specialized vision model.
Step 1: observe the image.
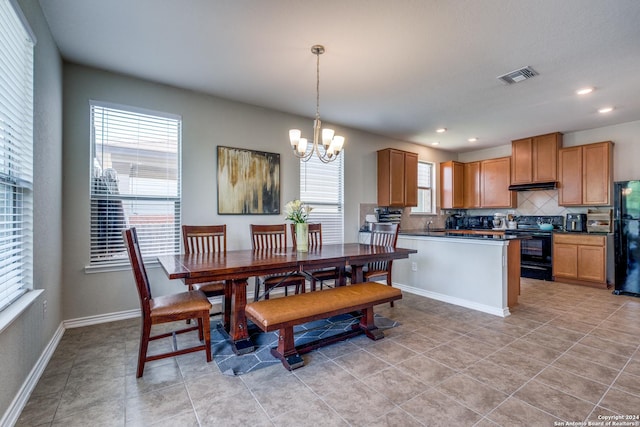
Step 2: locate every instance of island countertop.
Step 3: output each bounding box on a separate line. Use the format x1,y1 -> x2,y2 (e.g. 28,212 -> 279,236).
398,229 -> 527,240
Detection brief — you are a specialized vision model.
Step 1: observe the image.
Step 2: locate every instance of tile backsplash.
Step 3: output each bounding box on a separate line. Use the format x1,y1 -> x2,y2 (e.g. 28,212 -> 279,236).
468,189 -> 587,216
360,189 -> 591,231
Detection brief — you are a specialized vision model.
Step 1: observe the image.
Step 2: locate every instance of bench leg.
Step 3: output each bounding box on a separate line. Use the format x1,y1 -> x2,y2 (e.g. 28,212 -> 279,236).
271,327 -> 304,370
355,307 -> 385,340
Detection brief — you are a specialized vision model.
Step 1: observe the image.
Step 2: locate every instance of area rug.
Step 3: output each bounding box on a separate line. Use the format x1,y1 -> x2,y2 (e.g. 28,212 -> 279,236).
211,313 -> 400,376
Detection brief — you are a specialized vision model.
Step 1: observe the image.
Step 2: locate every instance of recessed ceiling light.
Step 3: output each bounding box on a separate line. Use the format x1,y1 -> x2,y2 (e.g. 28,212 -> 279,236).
576,87 -> 593,95
436,128 -> 447,133
598,107 -> 614,114
468,138 -> 477,142
431,142 -> 440,146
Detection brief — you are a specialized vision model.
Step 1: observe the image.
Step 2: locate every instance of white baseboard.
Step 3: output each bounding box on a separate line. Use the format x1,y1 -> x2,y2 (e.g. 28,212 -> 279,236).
1,323 -> 64,427
2,309 -> 142,427
394,283 -> 511,317
63,308 -> 140,329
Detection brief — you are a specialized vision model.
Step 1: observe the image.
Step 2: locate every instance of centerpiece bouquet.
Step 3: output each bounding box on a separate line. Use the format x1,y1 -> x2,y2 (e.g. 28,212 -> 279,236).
284,199 -> 312,223
285,200 -> 312,251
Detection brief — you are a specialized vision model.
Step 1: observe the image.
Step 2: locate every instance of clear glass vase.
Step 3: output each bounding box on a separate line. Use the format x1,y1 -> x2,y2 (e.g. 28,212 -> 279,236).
295,223 -> 308,252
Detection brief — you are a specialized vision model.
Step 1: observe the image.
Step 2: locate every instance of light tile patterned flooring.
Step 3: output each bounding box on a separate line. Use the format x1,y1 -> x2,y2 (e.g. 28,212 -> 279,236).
16,278 -> 640,426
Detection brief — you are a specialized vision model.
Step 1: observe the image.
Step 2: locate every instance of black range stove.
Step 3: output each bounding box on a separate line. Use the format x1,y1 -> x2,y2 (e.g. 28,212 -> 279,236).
505,216 -> 563,281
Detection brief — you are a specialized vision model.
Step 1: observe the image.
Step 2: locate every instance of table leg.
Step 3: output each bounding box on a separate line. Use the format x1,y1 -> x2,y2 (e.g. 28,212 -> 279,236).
222,280 -> 232,329
226,278 -> 254,354
350,265 -> 364,284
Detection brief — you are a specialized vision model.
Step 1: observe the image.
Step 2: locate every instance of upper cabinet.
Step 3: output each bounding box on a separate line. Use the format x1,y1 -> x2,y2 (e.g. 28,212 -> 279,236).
439,157 -> 514,209
377,148 -> 418,207
481,157 -> 517,208
440,161 -> 464,209
463,161 -> 481,209
511,132 -> 562,185
558,141 -> 613,206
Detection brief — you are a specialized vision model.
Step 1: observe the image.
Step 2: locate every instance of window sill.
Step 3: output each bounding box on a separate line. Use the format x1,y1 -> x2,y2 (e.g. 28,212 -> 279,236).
84,258 -> 160,274
0,289 -> 44,334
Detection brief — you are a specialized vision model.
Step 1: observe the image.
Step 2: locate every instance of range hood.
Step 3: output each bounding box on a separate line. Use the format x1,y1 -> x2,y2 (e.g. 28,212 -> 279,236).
508,181 -> 557,191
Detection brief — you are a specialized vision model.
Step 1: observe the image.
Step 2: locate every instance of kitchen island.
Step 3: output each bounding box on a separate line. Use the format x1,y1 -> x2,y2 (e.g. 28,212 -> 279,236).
391,230 -> 522,317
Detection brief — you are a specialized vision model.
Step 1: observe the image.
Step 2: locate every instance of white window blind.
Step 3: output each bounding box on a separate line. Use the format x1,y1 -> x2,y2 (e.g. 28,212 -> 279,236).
90,102 -> 181,265
412,161 -> 435,214
0,0 -> 34,312
300,152 -> 344,244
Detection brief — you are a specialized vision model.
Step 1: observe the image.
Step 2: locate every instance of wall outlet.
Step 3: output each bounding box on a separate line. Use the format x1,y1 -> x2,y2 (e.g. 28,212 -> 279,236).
42,300 -> 47,316
411,262 -> 418,272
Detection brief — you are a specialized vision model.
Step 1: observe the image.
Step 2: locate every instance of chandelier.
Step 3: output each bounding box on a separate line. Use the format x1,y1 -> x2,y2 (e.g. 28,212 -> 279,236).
289,45 -> 345,163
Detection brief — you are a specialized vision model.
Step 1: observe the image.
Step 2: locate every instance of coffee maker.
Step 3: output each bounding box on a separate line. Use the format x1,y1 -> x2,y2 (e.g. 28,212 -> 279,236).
565,213 -> 586,232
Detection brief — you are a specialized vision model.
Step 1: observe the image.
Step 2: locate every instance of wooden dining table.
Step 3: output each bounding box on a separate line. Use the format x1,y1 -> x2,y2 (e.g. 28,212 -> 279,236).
157,243 -> 417,354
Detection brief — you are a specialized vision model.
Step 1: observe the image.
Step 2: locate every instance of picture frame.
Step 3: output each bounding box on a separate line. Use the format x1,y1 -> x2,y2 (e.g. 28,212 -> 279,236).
217,146 -> 280,215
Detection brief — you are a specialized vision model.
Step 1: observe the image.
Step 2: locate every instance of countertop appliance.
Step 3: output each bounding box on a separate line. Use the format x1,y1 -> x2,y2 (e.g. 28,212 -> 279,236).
613,180 -> 640,297
504,215 -> 563,281
566,213 -> 587,232
492,213 -> 507,230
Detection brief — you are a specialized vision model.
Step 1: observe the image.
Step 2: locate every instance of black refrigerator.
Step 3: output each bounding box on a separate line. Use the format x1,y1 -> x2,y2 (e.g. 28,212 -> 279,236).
613,180 -> 640,297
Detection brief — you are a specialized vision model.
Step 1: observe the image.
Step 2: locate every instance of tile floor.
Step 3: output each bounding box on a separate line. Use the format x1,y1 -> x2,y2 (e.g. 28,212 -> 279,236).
16,278 -> 640,426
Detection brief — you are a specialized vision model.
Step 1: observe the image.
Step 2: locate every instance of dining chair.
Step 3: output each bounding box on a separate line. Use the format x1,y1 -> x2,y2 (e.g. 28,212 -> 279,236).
250,224 -> 305,301
349,222 -> 400,306
182,225 -> 229,319
290,223 -> 341,291
123,227 -> 212,377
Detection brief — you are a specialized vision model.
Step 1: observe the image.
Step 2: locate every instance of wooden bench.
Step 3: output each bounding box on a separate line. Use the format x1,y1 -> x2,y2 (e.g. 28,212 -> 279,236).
244,282 -> 402,370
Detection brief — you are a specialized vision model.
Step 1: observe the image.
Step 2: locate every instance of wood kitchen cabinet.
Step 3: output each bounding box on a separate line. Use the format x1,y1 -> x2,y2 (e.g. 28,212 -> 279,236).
440,161 -> 464,209
511,132 -> 562,184
377,148 -> 418,207
553,233 -> 607,288
481,157 -> 517,208
558,141 -> 613,206
440,158 -> 511,209
463,161 -> 481,208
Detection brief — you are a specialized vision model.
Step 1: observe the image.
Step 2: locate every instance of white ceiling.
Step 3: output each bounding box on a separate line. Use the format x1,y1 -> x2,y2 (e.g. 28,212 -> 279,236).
39,0 -> 640,152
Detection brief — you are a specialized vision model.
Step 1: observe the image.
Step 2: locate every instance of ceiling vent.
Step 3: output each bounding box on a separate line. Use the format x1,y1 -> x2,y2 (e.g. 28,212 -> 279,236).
497,66 -> 538,85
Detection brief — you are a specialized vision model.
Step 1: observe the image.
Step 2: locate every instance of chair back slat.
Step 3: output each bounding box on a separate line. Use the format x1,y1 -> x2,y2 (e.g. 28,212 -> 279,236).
183,225 -> 226,255
368,223 -> 399,271
123,228 -> 152,316
251,224 -> 287,250
290,223 -> 322,249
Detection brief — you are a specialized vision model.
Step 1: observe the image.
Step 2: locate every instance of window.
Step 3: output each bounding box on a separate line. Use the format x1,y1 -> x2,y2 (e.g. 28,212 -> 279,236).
0,0 -> 34,313
90,102 -> 181,266
411,161 -> 435,214
300,152 -> 344,244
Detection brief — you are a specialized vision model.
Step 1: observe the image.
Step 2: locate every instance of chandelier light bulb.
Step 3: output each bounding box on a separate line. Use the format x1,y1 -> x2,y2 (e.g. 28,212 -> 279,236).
297,138 -> 308,154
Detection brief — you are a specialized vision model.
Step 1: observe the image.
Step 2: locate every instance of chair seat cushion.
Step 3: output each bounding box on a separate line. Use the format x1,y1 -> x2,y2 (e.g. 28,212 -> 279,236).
193,281 -> 225,295
311,268 -> 339,279
364,270 -> 387,280
150,291 -> 212,318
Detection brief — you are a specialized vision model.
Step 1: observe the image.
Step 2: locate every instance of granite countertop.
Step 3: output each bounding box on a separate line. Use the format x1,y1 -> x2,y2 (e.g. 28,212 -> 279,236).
552,230 -> 612,236
398,229 -> 526,241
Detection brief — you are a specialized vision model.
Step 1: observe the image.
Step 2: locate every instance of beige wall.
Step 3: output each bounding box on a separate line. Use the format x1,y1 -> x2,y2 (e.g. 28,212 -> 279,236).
0,0 -> 63,420
61,64 -> 453,321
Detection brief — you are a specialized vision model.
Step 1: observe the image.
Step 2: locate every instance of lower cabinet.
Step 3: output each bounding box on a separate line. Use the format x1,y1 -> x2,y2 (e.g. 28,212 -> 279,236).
553,233 -> 607,288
